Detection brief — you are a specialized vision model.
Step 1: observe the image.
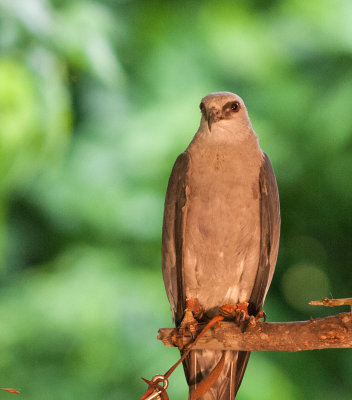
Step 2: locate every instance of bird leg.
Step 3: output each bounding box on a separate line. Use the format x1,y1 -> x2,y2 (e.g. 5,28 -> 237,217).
172,298 -> 204,349
219,303 -> 266,327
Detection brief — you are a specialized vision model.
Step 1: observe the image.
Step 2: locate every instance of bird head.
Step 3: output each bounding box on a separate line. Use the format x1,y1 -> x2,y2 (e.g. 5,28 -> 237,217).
199,92 -> 253,140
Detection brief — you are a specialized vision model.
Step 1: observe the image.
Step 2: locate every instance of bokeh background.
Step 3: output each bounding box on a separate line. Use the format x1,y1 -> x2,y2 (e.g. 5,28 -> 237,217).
1,0 -> 352,399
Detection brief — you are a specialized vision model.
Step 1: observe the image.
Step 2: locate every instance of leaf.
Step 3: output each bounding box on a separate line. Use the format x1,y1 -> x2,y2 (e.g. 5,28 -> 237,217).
0,388 -> 21,394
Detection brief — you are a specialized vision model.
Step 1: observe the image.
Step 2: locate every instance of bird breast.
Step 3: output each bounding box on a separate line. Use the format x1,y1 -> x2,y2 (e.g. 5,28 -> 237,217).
183,140 -> 263,313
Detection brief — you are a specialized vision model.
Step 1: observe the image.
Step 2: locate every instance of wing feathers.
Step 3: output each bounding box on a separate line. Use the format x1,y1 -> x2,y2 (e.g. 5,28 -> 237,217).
162,151 -> 191,324
249,153 -> 280,315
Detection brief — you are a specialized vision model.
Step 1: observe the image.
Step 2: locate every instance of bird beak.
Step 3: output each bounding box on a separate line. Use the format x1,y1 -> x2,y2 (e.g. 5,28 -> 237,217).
207,108 -> 220,131
208,114 -> 214,131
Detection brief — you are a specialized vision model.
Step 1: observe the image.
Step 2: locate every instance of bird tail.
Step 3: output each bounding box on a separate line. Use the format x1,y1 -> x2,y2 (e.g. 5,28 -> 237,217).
183,350 -> 250,400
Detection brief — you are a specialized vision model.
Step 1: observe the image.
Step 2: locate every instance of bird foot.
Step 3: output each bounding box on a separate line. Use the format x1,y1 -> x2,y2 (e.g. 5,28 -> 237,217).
248,310 -> 266,327
219,303 -> 266,327
219,302 -> 249,322
172,298 -> 204,349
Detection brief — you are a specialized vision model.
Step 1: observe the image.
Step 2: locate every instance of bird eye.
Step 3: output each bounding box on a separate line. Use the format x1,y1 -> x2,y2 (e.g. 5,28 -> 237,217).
231,101 -> 240,112
199,102 -> 206,115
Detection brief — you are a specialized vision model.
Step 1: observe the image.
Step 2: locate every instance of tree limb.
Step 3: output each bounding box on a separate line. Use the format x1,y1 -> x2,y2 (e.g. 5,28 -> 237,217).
157,312 -> 352,352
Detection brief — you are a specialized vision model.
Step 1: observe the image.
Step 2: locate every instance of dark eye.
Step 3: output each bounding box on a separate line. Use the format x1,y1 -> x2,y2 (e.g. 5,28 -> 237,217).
231,101 -> 240,112
199,102 -> 206,115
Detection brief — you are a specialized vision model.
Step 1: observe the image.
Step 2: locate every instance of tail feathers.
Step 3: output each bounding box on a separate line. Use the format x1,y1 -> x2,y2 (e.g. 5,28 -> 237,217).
182,350 -> 250,400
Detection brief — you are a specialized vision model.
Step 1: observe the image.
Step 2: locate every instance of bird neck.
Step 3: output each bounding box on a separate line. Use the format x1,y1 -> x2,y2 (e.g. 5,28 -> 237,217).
188,121 -> 260,150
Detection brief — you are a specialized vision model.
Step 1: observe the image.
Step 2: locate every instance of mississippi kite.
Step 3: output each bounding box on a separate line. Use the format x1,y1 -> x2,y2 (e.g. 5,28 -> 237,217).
162,92 -> 280,399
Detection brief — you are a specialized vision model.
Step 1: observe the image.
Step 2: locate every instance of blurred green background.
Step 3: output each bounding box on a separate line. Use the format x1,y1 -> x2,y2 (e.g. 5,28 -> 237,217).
0,0 -> 352,399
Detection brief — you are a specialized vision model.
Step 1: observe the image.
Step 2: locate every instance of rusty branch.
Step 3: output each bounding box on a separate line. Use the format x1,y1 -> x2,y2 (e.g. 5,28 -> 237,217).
158,312 -> 352,352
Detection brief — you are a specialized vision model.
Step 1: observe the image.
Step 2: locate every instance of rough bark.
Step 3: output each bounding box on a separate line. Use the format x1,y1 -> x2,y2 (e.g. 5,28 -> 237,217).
157,312 -> 352,352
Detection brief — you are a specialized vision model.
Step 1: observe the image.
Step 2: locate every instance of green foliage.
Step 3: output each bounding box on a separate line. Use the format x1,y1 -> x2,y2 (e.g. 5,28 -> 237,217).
1,0 -> 352,398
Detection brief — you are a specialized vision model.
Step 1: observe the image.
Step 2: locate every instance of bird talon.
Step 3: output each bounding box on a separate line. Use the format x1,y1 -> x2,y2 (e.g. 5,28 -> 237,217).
189,323 -> 197,339
174,298 -> 203,349
220,302 -> 250,325
219,304 -> 237,318
254,310 -> 266,322
235,309 -> 241,323
220,302 -> 265,328
249,315 -> 256,327
240,310 -> 247,321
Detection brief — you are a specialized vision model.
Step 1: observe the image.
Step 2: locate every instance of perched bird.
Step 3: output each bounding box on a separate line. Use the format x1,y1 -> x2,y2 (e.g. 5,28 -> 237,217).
161,92 -> 280,399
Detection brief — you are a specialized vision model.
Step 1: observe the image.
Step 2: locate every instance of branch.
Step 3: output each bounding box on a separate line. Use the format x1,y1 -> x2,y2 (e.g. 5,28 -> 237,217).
309,297 -> 352,310
158,312 -> 352,352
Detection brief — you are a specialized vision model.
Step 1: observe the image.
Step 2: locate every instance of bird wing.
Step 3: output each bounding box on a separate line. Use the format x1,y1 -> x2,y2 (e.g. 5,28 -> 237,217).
161,151 -> 190,325
234,153 -> 280,397
249,152 -> 281,314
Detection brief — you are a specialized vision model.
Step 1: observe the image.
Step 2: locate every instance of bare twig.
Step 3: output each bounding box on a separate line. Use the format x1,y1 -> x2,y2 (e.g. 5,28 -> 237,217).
309,297 -> 352,312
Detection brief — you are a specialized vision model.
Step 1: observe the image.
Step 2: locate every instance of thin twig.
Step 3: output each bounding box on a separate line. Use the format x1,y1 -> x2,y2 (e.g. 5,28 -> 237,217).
309,297 -> 352,312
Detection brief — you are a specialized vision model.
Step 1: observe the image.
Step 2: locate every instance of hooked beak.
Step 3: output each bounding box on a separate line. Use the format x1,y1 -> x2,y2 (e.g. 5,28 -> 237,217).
207,108 -> 221,131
